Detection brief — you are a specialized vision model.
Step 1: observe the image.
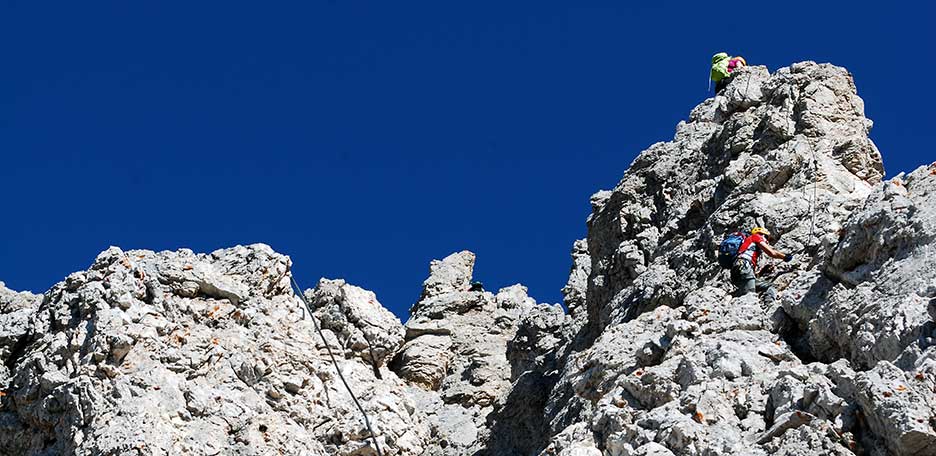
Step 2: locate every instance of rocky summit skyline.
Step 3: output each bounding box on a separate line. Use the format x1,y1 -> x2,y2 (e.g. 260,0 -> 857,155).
2,62 -> 936,455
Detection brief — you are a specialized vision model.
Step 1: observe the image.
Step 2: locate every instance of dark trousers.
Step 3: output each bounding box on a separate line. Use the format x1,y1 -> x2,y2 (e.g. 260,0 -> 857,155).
715,78 -> 730,93
730,259 -> 775,300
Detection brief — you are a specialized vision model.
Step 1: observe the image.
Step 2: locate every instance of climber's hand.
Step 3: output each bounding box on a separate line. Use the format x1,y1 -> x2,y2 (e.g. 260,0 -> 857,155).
784,254 -> 794,263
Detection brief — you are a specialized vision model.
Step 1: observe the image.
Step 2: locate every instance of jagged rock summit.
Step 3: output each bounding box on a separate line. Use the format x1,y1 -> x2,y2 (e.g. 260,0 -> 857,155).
2,61 -> 936,456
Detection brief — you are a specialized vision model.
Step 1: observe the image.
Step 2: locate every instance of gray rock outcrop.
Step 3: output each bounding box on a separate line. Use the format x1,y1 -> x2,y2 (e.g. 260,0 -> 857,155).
511,62 -> 935,456
0,246 -> 429,456
0,283 -> 41,391
2,61 -> 935,456
391,251 -> 539,455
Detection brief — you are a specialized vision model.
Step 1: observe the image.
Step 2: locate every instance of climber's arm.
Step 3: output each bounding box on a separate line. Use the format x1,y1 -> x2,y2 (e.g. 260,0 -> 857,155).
757,241 -> 790,261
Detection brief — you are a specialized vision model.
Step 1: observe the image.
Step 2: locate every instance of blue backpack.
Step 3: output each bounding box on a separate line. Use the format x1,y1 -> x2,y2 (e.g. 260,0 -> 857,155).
718,232 -> 746,268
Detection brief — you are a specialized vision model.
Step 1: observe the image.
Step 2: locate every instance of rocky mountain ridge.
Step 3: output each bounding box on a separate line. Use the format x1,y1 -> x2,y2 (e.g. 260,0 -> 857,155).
2,61 -> 936,456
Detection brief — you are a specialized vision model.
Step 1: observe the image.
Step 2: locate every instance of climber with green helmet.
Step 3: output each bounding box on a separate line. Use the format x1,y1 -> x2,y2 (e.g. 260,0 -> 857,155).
711,53 -> 747,93
730,227 -> 793,299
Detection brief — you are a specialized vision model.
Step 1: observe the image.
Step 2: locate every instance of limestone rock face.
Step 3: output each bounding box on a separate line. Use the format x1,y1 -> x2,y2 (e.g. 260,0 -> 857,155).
797,165 -> 936,369
0,245 -> 429,456
563,239 -> 592,334
2,61 -> 934,456
308,278 -> 405,369
503,62 -> 934,456
0,283 -> 41,390
390,251 -> 538,456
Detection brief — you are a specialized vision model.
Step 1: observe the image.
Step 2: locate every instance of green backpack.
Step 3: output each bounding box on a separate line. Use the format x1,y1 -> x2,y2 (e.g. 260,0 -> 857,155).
711,53 -> 731,82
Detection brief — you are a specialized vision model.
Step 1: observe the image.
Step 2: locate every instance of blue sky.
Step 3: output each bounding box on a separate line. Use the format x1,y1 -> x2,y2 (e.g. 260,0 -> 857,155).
2,2 -> 933,318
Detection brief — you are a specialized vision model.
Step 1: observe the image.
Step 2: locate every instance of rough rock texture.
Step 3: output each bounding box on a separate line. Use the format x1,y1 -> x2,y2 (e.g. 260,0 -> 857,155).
308,278 -> 405,369
2,61 -> 935,456
788,165 -> 936,369
391,251 -> 539,455
0,246 -> 429,456
0,283 -> 41,390
563,239 -> 592,335
495,62 -> 933,456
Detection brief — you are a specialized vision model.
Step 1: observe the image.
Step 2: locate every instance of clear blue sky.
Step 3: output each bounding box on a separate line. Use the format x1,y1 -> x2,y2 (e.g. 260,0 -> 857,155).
2,2 -> 933,318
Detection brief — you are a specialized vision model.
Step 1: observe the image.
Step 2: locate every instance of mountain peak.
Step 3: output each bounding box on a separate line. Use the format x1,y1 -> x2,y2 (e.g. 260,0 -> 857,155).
2,62 -> 935,456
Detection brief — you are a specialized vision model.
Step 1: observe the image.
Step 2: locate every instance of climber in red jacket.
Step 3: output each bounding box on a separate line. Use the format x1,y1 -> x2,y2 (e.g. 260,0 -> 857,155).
730,227 -> 793,299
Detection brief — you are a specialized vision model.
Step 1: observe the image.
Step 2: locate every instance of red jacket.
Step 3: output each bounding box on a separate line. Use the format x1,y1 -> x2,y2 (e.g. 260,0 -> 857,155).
737,233 -> 766,267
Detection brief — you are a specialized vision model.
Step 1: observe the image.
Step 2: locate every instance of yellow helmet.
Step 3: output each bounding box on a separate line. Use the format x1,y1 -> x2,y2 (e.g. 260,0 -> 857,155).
733,56 -> 747,66
751,227 -> 771,237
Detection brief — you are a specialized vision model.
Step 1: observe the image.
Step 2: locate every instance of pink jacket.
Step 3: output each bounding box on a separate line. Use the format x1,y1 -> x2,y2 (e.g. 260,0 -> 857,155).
727,58 -> 744,73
